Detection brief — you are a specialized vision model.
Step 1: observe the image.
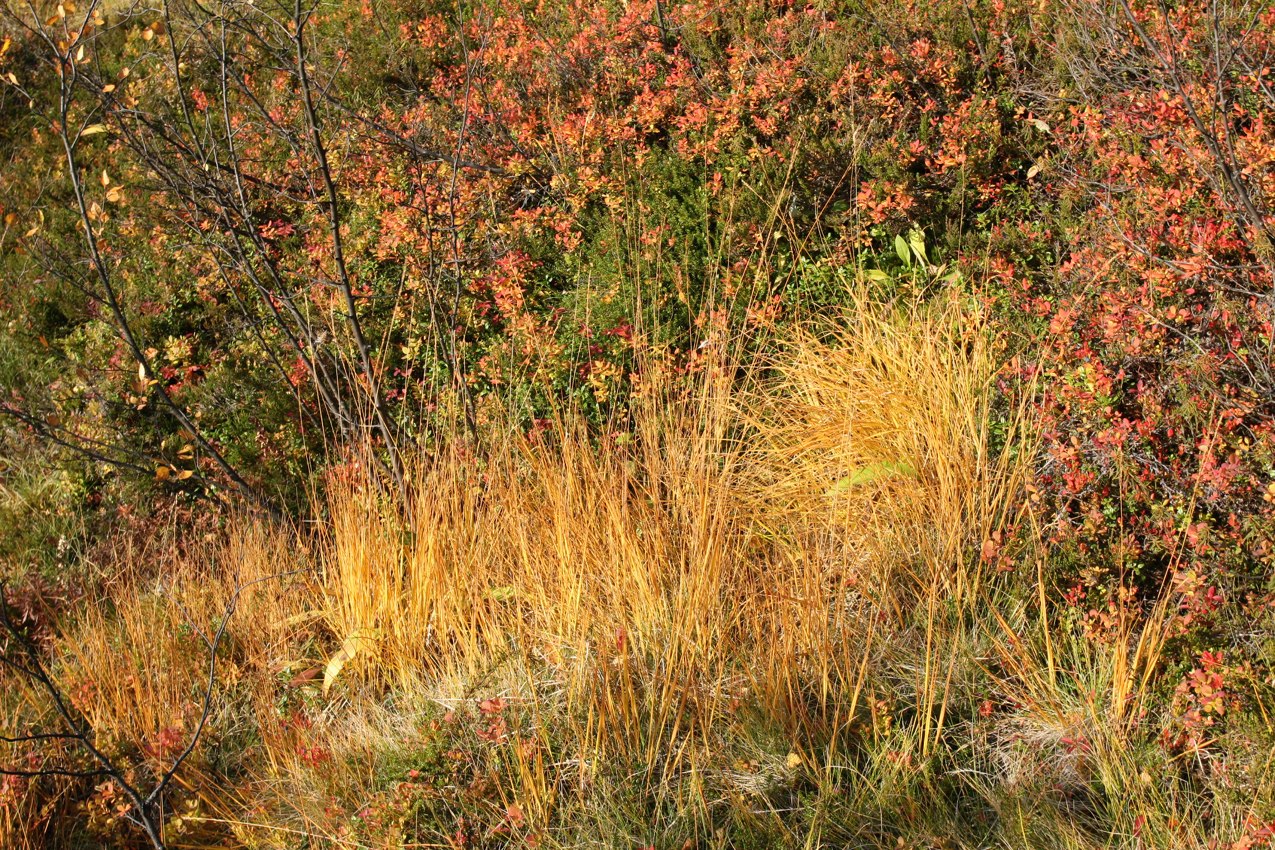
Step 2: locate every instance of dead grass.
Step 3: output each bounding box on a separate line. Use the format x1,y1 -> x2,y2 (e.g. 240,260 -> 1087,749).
300,282 -> 1032,833
5,282 -> 1267,848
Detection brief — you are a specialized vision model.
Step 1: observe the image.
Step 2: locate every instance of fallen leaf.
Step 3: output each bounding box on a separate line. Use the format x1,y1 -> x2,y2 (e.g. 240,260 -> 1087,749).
288,666 -> 323,687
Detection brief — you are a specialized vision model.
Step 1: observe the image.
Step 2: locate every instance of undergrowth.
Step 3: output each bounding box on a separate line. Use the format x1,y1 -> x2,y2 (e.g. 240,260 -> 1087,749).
4,284 -> 1271,848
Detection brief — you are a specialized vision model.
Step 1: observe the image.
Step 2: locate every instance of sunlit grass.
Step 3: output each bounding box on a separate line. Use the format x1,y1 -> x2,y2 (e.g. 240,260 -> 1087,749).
2,283 -> 1270,849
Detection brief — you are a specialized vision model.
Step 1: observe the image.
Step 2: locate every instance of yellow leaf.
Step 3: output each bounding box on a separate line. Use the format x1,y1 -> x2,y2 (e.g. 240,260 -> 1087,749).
323,629 -> 380,695
177,444 -> 194,460
81,123 -> 108,137
100,169 -> 110,187
142,27 -> 154,42
155,465 -> 171,482
102,83 -> 115,93
175,468 -> 194,480
75,44 -> 85,62
5,72 -> 18,87
23,210 -> 43,237
322,648 -> 351,695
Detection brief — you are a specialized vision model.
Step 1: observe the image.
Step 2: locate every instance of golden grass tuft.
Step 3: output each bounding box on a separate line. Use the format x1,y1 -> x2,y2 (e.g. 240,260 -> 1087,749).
17,282 -> 1253,848
745,286 -> 1029,602
313,283 -> 1032,779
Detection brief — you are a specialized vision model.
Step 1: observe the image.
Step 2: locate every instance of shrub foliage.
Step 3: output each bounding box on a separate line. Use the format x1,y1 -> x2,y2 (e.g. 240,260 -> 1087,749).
1,0 -> 1274,846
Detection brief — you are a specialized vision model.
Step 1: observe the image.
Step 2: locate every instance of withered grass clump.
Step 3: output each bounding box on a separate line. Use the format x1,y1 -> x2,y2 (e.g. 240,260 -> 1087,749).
254,285 -> 1040,842
4,286 -> 1267,850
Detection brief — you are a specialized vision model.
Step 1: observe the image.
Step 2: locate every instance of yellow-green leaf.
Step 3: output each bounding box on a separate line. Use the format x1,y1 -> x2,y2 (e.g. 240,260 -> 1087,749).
323,629 -> 381,695
907,229 -> 927,265
827,460 -> 918,495
488,585 -> 517,602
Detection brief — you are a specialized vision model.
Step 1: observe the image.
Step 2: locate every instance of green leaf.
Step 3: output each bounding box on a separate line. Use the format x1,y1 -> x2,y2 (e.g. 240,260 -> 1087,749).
908,229 -> 928,265
894,234 -> 911,267
827,460 -> 918,495
488,585 -> 518,602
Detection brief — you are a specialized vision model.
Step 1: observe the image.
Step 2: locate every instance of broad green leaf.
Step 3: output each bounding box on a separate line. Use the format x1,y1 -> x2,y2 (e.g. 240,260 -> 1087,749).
894,234 -> 911,266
